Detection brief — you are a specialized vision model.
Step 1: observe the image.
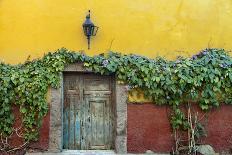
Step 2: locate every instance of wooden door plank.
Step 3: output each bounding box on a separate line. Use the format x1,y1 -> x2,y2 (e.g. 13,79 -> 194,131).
63,75 -> 72,149
80,75 -> 87,150
86,98 -> 92,149
74,99 -> 81,149
105,97 -> 110,149
69,94 -> 76,149
63,100 -> 69,149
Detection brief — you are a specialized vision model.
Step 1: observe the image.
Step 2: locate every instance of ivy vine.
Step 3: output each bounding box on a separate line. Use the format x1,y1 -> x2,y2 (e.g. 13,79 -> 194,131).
0,48 -> 231,147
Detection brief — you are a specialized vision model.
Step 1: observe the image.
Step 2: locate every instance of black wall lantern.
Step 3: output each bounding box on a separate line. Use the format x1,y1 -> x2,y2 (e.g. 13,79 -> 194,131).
82,10 -> 99,49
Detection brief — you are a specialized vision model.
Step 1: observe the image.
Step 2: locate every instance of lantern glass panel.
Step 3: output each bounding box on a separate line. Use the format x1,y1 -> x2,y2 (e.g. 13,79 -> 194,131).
83,26 -> 87,36
90,26 -> 94,36
83,25 -> 92,36
86,26 -> 91,36
92,26 -> 99,36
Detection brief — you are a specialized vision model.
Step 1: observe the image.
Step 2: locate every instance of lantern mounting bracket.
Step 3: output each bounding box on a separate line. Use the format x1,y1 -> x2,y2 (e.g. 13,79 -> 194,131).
82,10 -> 99,49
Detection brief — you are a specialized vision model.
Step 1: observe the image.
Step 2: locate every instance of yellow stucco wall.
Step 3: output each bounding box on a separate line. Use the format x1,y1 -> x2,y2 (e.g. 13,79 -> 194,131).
0,0 -> 232,65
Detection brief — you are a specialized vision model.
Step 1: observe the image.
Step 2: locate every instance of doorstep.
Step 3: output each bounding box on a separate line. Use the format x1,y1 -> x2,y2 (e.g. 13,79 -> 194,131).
26,150 -> 170,155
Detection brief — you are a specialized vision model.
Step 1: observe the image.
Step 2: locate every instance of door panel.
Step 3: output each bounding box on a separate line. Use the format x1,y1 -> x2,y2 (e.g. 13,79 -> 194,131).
83,74 -> 111,91
85,97 -> 111,150
63,73 -> 114,150
84,78 -> 110,91
63,75 -> 81,149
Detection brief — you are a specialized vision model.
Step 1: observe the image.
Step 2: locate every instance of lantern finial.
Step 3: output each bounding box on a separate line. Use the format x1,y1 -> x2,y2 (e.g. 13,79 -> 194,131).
86,10 -> 90,19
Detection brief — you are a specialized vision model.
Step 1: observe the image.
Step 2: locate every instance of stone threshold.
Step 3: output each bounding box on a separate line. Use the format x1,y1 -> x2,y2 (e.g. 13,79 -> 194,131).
26,150 -> 170,155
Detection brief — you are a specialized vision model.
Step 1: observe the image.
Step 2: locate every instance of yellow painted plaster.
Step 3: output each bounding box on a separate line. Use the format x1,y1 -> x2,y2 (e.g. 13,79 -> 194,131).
0,0 -> 232,102
0,0 -> 232,64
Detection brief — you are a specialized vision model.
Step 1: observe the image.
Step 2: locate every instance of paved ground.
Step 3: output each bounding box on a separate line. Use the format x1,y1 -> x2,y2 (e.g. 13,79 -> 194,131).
26,150 -> 170,155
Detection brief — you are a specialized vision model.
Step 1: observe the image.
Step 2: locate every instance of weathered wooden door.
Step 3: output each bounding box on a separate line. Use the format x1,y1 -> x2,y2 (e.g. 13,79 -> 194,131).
63,73 -> 114,150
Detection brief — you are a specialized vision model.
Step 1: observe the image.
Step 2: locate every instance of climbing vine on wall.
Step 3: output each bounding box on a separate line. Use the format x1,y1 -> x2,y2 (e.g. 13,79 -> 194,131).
0,48 -> 231,151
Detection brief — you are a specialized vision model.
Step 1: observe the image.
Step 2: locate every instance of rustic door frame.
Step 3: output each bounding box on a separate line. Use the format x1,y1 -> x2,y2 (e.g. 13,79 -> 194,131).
48,63 -> 127,153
